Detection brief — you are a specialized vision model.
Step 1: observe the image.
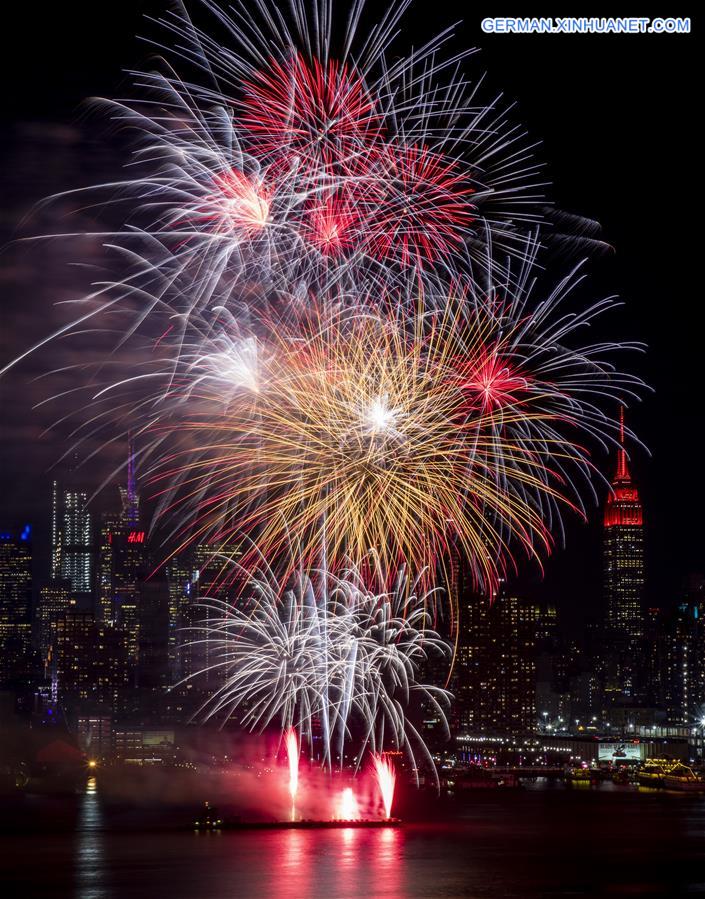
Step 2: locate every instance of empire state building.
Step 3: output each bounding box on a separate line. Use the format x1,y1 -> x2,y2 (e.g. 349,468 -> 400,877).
603,410 -> 644,639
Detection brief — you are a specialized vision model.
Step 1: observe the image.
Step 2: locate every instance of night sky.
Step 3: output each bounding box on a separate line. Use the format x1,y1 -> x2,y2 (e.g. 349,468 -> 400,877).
0,3 -> 699,627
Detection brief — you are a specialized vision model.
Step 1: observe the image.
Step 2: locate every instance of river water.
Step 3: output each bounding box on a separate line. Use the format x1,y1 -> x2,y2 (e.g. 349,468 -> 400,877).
2,781 -> 705,897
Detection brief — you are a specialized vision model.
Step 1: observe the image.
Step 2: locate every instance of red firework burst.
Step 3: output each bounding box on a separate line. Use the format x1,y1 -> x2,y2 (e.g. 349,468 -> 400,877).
240,53 -> 382,168
362,143 -> 475,269
300,191 -> 364,256
458,351 -> 528,411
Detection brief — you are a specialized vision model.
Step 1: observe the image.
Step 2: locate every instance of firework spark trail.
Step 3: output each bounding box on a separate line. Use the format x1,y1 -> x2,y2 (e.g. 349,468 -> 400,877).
337,787 -> 360,820
284,727 -> 299,819
180,555 -> 452,775
373,753 -> 396,819
152,302 -> 555,592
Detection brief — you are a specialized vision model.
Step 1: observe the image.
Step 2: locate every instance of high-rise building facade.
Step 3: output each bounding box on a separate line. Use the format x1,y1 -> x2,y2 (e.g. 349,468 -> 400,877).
96,511 -> 120,625
659,600 -> 705,725
454,578 -> 538,735
36,578 -> 74,667
536,605 -> 558,646
189,542 -> 243,692
166,555 -> 194,682
603,412 -> 645,639
0,527 -> 33,689
119,435 -> 140,528
55,612 -> 96,706
50,481 -> 61,580
112,525 -> 146,661
51,479 -> 93,595
55,611 -> 131,717
137,574 -> 171,704
109,438 -> 145,660
601,412 -> 645,703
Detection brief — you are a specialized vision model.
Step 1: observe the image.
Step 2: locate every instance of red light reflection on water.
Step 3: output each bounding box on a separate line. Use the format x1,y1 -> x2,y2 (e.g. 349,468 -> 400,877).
336,826 -> 403,898
261,826 -> 403,899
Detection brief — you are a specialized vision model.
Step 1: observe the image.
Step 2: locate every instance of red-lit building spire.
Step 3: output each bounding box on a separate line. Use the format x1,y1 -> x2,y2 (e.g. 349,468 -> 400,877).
604,407 -> 642,528
615,406 -> 629,481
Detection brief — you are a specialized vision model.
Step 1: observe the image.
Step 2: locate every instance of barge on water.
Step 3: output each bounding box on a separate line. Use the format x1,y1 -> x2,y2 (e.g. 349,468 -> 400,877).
193,802 -> 401,830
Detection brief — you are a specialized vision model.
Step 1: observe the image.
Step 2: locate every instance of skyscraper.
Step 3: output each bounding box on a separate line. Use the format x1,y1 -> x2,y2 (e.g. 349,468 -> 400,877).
166,554 -> 194,682
112,525 -> 146,661
660,598 -> 705,725
454,578 -> 538,735
55,611 -> 131,717
37,579 -> 74,667
137,574 -> 171,701
50,481 -> 61,580
119,434 -> 140,528
97,511 -> 121,625
603,411 -> 645,639
55,612 -> 96,708
174,541 -> 243,702
0,526 -> 33,689
601,410 -> 646,704
51,479 -> 93,595
97,438 -> 145,658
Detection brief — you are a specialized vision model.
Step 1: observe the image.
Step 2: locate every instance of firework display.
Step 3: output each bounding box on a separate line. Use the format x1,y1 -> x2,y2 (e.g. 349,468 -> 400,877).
7,0 -> 644,789
183,560 -> 450,772
285,727 -> 299,820
373,753 -> 397,819
148,253 -> 640,592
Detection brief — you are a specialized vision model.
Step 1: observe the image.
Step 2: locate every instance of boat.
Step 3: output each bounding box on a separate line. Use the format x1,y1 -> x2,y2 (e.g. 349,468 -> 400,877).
662,763 -> 705,792
637,758 -> 705,789
565,766 -> 595,784
611,766 -> 632,786
638,758 -> 671,786
194,801 -> 223,830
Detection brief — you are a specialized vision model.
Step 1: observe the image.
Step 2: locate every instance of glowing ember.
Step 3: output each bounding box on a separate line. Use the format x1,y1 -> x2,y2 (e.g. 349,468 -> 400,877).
373,754 -> 396,819
365,395 -> 397,433
338,787 -> 359,820
213,169 -> 270,233
285,728 -> 299,812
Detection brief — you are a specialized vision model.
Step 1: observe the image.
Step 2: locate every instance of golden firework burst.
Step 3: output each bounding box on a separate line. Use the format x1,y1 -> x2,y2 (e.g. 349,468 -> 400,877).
155,301 -> 572,591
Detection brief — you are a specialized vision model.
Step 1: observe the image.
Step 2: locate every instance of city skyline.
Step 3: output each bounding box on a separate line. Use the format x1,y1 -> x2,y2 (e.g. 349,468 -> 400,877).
1,408 -> 695,638
3,423 -> 704,758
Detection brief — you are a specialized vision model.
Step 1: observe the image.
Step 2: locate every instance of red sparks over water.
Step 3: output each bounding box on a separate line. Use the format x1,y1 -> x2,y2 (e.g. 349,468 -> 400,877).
285,728 -> 299,807
373,754 -> 396,819
337,787 -> 360,821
